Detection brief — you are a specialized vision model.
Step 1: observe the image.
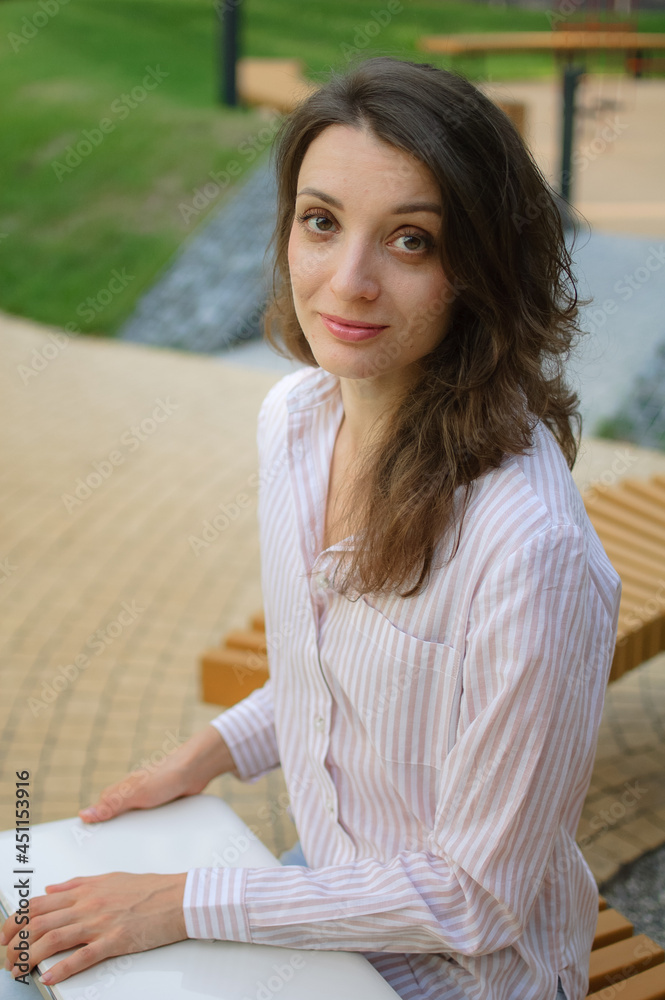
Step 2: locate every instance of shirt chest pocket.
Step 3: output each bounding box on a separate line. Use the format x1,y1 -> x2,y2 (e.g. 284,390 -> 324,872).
328,597 -> 462,770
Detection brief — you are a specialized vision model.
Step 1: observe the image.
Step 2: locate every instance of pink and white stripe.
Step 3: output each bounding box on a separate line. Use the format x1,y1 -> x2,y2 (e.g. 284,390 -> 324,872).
183,367 -> 621,1000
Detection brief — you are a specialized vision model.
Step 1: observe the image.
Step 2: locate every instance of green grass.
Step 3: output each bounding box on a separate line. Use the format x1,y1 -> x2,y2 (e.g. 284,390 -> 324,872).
1,0 -> 664,334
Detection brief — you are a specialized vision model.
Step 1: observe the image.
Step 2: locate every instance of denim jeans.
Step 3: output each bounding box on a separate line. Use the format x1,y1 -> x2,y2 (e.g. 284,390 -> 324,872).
279,839 -> 309,866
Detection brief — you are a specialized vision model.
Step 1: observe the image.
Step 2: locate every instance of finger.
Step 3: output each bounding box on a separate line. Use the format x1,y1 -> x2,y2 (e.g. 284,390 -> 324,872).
44,879 -> 84,893
12,924 -> 87,977
79,776 -> 147,822
0,911 -> 20,946
39,942 -> 107,986
29,889 -> 78,912
6,904 -> 80,954
1,887 -> 76,946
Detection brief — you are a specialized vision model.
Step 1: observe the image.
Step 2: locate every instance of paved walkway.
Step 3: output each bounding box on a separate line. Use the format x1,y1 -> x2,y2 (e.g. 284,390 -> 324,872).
2,311 -> 665,910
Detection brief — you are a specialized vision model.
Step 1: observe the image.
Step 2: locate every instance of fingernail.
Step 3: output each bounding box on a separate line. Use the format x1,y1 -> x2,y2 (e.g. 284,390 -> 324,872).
80,807 -> 97,820
39,973 -> 53,985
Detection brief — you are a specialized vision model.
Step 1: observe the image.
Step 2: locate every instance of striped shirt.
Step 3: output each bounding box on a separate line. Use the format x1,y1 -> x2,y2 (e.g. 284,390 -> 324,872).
184,367 -> 621,1000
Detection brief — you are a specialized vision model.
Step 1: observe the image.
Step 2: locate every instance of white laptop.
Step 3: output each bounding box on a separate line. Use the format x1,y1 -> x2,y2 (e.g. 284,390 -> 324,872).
0,795 -> 399,999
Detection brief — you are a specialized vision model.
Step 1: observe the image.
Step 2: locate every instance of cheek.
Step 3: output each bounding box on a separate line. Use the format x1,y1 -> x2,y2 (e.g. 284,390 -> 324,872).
401,271 -> 451,345
288,227 -> 333,299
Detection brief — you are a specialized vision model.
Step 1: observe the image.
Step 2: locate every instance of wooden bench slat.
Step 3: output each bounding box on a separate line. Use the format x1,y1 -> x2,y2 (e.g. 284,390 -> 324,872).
225,629 -> 268,654
587,962 -> 665,999
588,935 -> 664,994
593,908 -> 634,950
201,647 -> 269,706
621,479 -> 665,506
588,486 -> 665,528
618,580 -> 665,606
587,512 -> 665,561
599,537 -> 665,581
587,501 -> 665,550
599,895 -> 608,910
251,611 -> 265,632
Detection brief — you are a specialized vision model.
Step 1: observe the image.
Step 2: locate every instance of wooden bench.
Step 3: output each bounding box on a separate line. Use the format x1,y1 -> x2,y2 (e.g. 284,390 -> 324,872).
589,896 -> 665,998
201,610 -> 268,706
235,56 -> 527,138
236,58 -> 317,115
417,30 -> 665,58
583,474 -> 665,681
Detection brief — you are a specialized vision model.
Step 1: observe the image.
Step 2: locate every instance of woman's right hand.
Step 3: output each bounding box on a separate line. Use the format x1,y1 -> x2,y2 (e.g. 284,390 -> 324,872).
79,725 -> 237,823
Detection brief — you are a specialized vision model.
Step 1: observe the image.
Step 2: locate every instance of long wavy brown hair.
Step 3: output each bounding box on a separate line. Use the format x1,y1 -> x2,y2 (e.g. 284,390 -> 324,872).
264,57 -> 583,598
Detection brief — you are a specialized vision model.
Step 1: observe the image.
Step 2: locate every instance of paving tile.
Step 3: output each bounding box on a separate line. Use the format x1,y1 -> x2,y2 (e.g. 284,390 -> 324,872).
580,844 -> 621,884
622,816 -> 665,852
592,830 -> 645,867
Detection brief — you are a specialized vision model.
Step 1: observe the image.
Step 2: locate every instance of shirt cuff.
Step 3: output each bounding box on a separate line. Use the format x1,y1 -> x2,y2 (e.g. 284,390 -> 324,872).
183,867 -> 251,942
209,685 -> 279,781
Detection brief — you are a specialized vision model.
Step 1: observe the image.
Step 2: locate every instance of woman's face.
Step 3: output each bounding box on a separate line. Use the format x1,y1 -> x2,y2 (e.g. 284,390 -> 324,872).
287,124 -> 452,386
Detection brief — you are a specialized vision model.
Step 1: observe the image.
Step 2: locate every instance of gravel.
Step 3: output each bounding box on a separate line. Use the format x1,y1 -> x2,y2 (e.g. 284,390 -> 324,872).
601,845 -> 665,948
119,158 -> 277,354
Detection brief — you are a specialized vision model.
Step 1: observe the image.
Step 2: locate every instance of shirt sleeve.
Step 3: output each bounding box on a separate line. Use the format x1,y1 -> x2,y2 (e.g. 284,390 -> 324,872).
184,524 -> 618,955
209,680 -> 280,782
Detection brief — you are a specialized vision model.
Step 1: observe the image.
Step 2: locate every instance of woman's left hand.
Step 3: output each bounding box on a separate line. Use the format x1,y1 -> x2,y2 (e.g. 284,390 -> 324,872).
1,871 -> 188,986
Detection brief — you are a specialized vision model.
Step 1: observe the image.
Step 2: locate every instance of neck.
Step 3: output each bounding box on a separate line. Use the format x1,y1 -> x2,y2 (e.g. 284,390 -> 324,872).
337,368 -> 414,455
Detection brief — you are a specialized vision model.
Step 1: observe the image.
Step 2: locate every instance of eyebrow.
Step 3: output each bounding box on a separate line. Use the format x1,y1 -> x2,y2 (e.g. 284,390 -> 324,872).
296,187 -> 442,217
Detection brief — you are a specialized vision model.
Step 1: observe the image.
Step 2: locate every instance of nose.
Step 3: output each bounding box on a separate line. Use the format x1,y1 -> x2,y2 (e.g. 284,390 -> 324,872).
328,235 -> 380,302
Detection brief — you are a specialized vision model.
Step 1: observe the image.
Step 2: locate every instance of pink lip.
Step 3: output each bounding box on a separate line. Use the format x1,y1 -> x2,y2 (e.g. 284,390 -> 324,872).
320,313 -> 388,342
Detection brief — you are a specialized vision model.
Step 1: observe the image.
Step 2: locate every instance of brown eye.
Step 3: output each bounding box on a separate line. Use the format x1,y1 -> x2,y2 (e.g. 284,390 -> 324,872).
393,231 -> 433,253
297,211 -> 335,233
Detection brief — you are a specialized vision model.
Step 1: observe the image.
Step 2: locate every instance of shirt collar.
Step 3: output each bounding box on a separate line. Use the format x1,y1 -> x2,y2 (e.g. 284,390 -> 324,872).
286,366 -> 341,413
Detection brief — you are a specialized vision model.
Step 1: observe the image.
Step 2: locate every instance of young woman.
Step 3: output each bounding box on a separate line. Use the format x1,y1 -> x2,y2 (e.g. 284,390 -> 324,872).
2,58 -> 621,1000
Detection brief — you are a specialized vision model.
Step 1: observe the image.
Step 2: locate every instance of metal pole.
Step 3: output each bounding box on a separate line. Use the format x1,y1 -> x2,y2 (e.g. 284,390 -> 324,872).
218,0 -> 239,106
559,64 -> 584,227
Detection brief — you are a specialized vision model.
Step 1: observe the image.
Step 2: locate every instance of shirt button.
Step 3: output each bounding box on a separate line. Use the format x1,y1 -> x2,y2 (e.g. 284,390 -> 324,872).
317,573 -> 329,588
314,716 -> 325,732
326,798 -> 335,815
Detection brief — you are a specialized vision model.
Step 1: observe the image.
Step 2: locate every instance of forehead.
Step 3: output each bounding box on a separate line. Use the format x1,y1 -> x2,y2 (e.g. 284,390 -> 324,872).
297,124 -> 440,203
